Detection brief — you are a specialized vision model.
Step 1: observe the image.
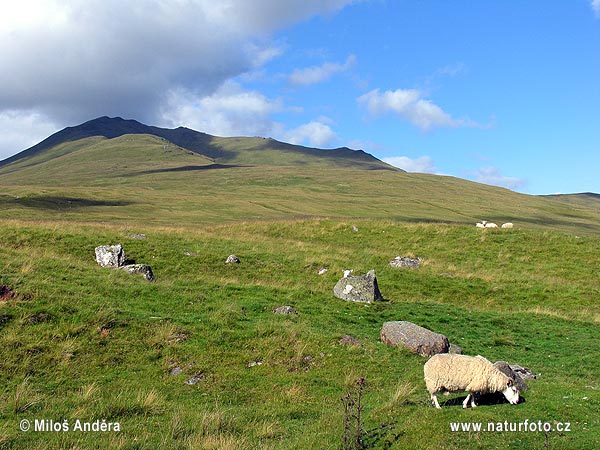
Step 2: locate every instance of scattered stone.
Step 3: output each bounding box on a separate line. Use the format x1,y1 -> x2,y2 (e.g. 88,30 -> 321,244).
440,273 -> 454,278
247,360 -> 263,368
339,335 -> 361,346
317,267 -> 328,275
389,256 -> 423,269
131,234 -> 146,240
351,225 -> 359,232
119,264 -> 155,281
333,270 -> 383,303
183,251 -> 198,256
448,343 -> 463,354
95,244 -> 125,268
509,363 -> 537,381
185,373 -> 205,385
493,361 -> 531,391
169,367 -> 183,376
225,254 -> 240,264
380,321 -> 449,357
0,285 -> 16,301
272,305 -> 298,315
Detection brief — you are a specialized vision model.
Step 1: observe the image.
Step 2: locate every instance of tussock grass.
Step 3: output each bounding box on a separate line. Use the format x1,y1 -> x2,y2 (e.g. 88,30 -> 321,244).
0,218 -> 599,448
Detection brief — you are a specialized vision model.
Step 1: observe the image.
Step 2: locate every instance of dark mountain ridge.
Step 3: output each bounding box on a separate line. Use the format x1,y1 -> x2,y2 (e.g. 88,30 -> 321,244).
0,116 -> 393,170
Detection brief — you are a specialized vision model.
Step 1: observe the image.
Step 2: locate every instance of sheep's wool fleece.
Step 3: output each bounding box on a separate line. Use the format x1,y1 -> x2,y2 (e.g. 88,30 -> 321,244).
424,354 -> 510,395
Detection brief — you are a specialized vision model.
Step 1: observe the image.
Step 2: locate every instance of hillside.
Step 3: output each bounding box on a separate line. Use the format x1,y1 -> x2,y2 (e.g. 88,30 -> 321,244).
1,117 -> 600,235
0,116 -> 390,171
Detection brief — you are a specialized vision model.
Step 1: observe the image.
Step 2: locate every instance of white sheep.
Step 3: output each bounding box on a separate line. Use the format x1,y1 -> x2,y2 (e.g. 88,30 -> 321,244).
424,353 -> 520,409
501,222 -> 514,229
475,222 -> 485,228
484,222 -> 498,228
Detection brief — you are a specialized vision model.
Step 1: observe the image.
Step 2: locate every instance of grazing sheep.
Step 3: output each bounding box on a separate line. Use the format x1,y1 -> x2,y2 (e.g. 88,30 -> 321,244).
484,222 -> 498,228
424,354 -> 520,409
475,222 -> 485,228
501,222 -> 514,229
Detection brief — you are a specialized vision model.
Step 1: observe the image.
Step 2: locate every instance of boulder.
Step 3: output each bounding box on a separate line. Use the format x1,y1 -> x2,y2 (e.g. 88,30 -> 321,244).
333,270 -> 383,303
225,254 -> 240,264
493,361 -> 531,391
380,321 -> 449,357
448,343 -> 463,354
119,264 -> 155,281
389,256 -> 422,269
95,244 -> 125,268
272,305 -> 298,315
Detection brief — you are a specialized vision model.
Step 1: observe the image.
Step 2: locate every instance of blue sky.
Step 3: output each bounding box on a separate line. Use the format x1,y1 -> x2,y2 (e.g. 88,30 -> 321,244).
1,1 -> 599,194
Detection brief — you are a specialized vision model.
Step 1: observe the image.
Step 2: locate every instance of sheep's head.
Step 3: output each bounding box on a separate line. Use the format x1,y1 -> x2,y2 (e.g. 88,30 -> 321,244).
502,379 -> 520,405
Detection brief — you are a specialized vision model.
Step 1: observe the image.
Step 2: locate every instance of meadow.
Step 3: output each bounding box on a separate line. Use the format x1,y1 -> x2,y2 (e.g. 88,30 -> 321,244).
1,217 -> 598,449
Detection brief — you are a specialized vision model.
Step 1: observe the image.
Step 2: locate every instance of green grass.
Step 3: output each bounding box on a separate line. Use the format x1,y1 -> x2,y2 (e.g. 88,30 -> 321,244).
1,218 -> 599,449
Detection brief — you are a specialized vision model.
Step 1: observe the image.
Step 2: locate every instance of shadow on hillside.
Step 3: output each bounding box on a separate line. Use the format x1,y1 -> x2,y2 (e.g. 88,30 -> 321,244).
5,195 -> 134,210
128,163 -> 249,176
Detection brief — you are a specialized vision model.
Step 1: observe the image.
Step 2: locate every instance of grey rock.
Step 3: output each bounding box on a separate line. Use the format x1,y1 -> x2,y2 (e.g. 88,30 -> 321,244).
169,366 -> 183,376
225,254 -> 240,264
351,225 -> 359,232
95,244 -> 125,268
272,305 -> 298,315
448,343 -> 463,354
131,234 -> 146,240
510,364 -> 537,381
380,321 -> 449,357
119,264 -> 155,281
389,256 -> 422,269
317,267 -> 328,275
185,373 -> 205,385
493,361 -> 531,391
333,270 -> 383,303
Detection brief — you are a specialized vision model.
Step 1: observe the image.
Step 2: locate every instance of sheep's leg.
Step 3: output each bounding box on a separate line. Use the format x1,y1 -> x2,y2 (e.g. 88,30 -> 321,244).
471,393 -> 478,408
431,394 -> 441,409
463,393 -> 471,409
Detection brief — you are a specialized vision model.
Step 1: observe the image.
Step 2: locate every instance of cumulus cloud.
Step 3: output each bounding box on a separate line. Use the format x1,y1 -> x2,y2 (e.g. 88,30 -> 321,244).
0,0 -> 356,158
357,88 -> 476,131
285,119 -> 338,147
472,166 -> 526,190
161,81 -> 284,137
289,55 -> 356,85
592,0 -> 600,17
382,156 -> 437,173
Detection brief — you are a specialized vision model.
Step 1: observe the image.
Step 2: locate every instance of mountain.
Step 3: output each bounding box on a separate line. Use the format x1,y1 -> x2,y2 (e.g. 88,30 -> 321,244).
1,116 -> 600,234
0,116 -> 392,170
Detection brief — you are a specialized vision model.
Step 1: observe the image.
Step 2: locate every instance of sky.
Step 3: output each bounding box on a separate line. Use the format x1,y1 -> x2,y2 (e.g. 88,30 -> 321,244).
1,0 -> 599,195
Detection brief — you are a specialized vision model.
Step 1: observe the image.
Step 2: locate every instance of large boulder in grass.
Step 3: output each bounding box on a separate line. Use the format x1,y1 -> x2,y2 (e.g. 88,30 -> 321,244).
381,321 -> 449,357
95,244 -> 125,268
333,270 -> 383,303
493,361 -> 534,391
119,264 -> 155,282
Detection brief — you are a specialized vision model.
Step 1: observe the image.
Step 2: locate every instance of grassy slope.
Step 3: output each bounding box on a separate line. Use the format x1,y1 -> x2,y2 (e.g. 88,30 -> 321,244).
1,135 -> 600,235
0,219 -> 598,449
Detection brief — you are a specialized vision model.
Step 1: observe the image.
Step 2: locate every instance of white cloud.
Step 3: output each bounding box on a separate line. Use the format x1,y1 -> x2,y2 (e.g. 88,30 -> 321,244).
162,82 -> 338,147
0,111 -> 59,160
161,81 -> 284,137
472,166 -> 526,190
592,0 -> 600,17
357,88 -> 476,131
383,156 -> 437,173
0,0 -> 356,160
289,55 -> 356,85
285,119 -> 338,147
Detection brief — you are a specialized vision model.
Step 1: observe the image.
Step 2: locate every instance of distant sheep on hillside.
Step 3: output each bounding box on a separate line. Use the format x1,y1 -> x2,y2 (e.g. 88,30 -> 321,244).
501,222 -> 514,229
424,353 -> 520,408
484,222 -> 498,228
